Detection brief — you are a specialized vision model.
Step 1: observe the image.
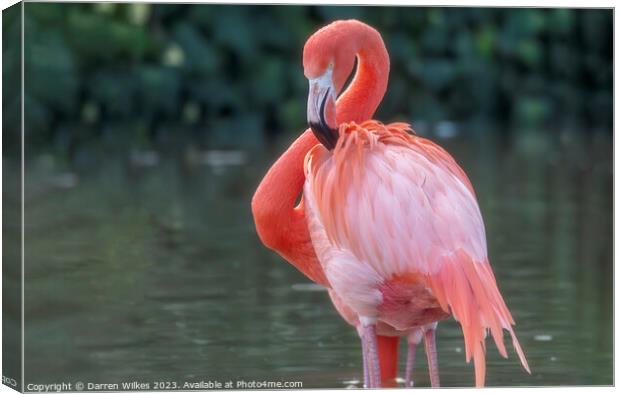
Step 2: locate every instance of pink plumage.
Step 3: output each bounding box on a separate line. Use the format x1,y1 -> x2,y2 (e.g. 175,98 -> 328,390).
304,120 -> 530,387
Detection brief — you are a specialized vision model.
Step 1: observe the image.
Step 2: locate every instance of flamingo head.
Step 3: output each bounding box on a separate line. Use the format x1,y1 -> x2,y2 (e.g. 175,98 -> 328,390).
303,21 -> 359,150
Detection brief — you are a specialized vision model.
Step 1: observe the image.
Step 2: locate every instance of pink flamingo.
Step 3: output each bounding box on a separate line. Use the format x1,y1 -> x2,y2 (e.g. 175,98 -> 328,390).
252,19 -> 530,388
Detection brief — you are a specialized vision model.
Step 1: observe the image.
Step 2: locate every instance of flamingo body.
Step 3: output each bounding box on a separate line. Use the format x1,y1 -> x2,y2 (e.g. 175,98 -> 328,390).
304,120 -> 529,386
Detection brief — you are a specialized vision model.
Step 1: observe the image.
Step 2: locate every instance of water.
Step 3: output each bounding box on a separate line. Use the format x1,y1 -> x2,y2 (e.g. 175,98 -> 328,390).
13,129 -> 612,388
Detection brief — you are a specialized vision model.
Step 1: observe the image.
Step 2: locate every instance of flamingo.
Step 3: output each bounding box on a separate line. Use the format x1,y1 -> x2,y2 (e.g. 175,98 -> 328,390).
252,19 -> 530,388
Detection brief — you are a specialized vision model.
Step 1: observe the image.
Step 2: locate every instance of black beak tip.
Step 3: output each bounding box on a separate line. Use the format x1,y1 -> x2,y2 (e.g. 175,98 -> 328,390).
309,87 -> 338,150
309,121 -> 338,151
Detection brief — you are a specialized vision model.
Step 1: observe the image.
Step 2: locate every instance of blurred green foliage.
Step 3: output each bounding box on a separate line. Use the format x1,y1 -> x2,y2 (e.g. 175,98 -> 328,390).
4,4 -> 613,158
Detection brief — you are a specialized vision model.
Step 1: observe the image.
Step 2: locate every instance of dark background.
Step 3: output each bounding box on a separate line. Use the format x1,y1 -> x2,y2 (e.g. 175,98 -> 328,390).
3,4 -> 613,159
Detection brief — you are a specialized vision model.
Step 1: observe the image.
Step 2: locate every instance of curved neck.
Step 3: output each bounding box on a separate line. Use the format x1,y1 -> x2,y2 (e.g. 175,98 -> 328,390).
252,130 -> 329,286
336,26 -> 390,124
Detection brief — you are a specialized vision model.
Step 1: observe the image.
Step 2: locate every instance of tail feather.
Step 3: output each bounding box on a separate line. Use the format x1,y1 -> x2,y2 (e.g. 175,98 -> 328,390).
427,250 -> 530,387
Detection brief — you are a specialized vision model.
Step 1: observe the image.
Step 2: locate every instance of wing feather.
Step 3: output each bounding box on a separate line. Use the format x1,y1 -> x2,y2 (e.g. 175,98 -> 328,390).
304,121 -> 529,386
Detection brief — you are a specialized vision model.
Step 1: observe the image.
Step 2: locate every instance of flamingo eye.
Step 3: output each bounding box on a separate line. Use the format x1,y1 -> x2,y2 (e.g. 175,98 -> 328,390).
328,62 -> 334,70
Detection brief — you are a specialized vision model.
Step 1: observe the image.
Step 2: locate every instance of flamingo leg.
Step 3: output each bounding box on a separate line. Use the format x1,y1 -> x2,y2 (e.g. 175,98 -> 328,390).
404,340 -> 417,387
424,328 -> 440,388
356,326 -> 370,388
359,320 -> 381,388
362,341 -> 370,388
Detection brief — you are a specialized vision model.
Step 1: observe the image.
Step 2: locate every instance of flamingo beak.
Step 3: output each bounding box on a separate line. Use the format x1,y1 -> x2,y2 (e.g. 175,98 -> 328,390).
307,69 -> 338,150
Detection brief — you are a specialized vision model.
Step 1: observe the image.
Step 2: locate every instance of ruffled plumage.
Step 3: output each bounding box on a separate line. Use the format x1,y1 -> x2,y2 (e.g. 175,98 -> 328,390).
303,120 -> 529,386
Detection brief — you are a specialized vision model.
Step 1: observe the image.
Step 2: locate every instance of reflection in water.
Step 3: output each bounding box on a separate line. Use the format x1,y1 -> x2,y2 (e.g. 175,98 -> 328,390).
18,129 -> 611,387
